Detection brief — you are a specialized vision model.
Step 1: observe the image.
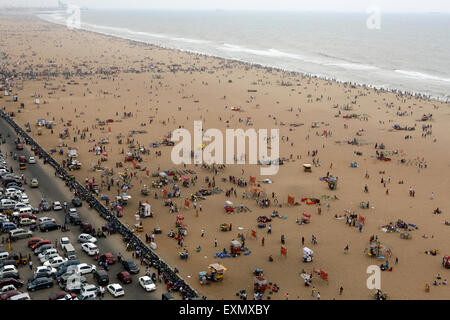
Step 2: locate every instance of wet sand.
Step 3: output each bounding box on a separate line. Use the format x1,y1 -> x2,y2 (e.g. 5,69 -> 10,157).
1,13 -> 450,300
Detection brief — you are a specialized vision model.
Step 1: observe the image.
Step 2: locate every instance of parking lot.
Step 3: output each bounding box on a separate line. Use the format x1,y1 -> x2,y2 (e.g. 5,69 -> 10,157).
0,118 -> 175,300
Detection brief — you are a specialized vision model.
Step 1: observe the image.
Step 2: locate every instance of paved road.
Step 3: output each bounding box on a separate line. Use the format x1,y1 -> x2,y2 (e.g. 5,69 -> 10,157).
0,117 -> 170,300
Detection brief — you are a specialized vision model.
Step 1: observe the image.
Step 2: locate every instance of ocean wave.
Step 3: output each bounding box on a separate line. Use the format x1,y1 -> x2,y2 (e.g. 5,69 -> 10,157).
395,70 -> 450,83
325,63 -> 379,71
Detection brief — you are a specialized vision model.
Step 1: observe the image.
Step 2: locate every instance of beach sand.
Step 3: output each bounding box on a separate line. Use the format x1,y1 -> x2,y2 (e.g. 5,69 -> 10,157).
1,13 -> 450,300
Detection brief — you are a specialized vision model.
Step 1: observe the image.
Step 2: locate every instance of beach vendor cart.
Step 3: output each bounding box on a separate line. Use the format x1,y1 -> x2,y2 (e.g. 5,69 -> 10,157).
364,240 -> 392,259
327,176 -> 338,190
207,263 -> 226,282
224,201 -> 234,213
230,240 -> 243,255
141,184 -> 150,195
139,202 -> 152,218
299,212 -> 311,225
253,276 -> 267,293
303,164 -> 312,173
220,223 -> 231,231
302,247 -> 314,263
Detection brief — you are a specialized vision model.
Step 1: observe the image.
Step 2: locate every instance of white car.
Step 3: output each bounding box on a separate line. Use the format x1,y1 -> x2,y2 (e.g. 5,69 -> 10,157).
68,208 -> 77,215
138,276 -> 156,292
0,265 -> 18,276
75,284 -> 99,300
43,256 -> 68,268
14,203 -> 28,210
107,284 -> 124,297
60,237 -> 71,249
19,194 -> 29,204
28,157 -> 36,164
35,265 -> 57,276
76,263 -> 96,275
19,218 -> 35,226
5,189 -> 21,198
38,248 -> 59,261
81,242 -> 99,256
37,217 -> 55,225
52,201 -> 63,211
40,252 -> 60,264
0,284 -> 16,293
78,234 -> 97,243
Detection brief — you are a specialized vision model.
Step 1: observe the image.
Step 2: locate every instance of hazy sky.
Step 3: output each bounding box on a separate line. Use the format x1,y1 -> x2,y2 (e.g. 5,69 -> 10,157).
2,0 -> 450,13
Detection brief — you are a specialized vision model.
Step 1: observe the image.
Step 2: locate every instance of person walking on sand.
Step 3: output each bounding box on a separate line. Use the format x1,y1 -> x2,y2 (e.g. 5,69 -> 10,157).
261,237 -> 265,246
344,245 -> 349,254
214,239 -> 217,247
339,286 -> 343,295
201,228 -> 205,238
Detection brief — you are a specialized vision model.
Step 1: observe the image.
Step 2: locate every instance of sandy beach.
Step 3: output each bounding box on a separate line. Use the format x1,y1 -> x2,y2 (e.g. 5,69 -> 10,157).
1,13 -> 450,300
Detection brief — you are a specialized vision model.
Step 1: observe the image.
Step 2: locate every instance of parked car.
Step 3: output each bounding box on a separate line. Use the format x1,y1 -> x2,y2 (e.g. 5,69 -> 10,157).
81,243 -> 99,256
52,201 -> 63,211
9,228 -> 32,240
0,284 -> 17,293
80,223 -> 93,234
8,292 -> 31,300
69,214 -> 82,225
93,269 -> 109,286
0,265 -> 18,277
33,242 -> 53,254
43,256 -> 68,268
49,291 -> 76,300
0,278 -> 24,289
60,237 -> 71,250
78,233 -> 97,243
107,283 -> 124,298
72,198 -> 82,207
122,260 -> 140,274
28,238 -> 42,248
15,144 -> 23,150
28,157 -> 36,164
0,290 -> 21,300
116,271 -> 132,284
98,253 -> 116,265
19,218 -> 35,226
39,221 -> 60,232
28,271 -> 52,283
138,276 -> 156,292
39,200 -> 52,211
80,284 -> 99,297
27,277 -> 53,291
37,217 -> 55,225
35,265 -> 57,277
76,263 -> 96,275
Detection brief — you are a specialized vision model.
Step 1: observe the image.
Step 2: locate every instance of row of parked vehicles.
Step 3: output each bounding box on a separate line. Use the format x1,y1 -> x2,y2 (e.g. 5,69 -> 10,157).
0,146 -> 158,300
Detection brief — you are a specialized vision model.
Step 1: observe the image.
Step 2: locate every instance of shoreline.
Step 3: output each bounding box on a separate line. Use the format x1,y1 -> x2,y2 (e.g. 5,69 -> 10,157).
36,10 -> 450,104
